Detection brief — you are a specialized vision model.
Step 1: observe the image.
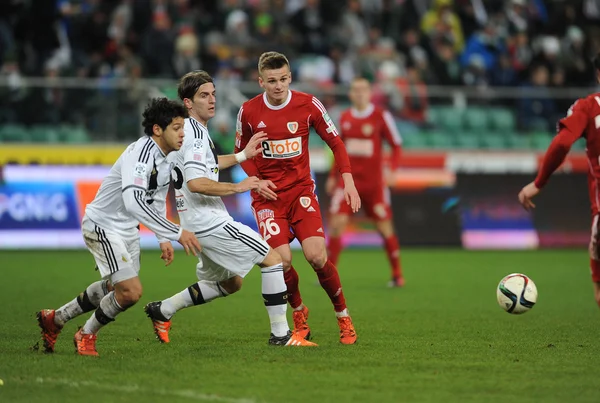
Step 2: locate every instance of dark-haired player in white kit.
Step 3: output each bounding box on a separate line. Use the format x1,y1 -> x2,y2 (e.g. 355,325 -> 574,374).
36,98 -> 202,356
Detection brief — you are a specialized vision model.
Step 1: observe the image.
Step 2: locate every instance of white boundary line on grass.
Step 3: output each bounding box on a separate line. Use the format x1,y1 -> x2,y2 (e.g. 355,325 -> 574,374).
29,377 -> 258,403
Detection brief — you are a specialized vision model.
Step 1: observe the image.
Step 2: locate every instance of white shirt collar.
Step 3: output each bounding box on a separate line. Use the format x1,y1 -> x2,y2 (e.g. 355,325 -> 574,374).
263,90 -> 292,110
189,116 -> 208,131
350,103 -> 375,119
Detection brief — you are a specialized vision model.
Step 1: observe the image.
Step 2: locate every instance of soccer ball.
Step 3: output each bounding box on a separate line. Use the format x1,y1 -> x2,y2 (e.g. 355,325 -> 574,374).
496,273 -> 538,314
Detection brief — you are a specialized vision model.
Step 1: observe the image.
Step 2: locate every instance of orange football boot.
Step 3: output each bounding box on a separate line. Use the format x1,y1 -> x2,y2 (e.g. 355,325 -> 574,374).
36,309 -> 63,353
337,316 -> 357,345
292,305 -> 311,340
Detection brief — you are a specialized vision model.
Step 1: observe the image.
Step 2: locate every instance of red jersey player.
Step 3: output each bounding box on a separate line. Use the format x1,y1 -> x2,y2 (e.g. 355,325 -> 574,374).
235,51 -> 361,344
518,53 -> 600,308
325,77 -> 405,287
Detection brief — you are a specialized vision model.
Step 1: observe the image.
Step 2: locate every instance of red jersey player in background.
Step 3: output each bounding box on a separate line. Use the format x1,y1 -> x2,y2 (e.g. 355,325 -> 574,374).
325,77 -> 405,287
235,51 -> 361,344
518,52 -> 600,308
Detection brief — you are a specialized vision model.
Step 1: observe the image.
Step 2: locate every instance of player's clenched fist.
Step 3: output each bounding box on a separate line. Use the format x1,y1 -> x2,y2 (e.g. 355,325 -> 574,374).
244,131 -> 268,159
178,229 -> 202,256
235,176 -> 261,193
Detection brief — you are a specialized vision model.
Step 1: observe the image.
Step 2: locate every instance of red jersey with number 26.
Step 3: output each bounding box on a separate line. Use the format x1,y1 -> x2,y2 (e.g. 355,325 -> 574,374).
534,93 -> 600,215
235,90 -> 351,197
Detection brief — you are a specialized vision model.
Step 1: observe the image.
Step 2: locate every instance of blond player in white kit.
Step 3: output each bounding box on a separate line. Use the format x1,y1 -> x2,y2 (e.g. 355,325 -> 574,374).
36,98 -> 201,356
144,71 -> 316,347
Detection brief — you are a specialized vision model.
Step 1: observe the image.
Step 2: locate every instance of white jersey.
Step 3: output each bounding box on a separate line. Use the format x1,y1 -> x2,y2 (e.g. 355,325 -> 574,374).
171,117 -> 232,235
85,137 -> 182,242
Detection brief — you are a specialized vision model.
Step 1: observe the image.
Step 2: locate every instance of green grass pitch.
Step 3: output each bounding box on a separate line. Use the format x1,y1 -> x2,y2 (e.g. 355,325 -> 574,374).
0,248 -> 598,403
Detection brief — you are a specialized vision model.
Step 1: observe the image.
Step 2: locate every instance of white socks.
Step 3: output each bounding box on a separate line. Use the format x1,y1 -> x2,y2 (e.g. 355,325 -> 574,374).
82,291 -> 124,334
160,280 -> 227,320
261,264 -> 290,337
55,280 -> 110,327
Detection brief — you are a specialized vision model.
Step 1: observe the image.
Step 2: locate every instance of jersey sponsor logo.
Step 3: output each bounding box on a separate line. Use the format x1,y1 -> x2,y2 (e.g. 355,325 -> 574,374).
299,196 -> 311,208
175,195 -> 186,212
258,121 -> 267,128
287,122 -> 299,134
346,138 -> 374,157
256,209 -> 275,222
362,124 -> 373,136
307,206 -> 316,212
262,137 -> 302,159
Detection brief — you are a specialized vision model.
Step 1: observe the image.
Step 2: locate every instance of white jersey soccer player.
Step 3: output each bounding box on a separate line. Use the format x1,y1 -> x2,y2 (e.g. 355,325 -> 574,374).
36,98 -> 201,356
143,70 -> 316,347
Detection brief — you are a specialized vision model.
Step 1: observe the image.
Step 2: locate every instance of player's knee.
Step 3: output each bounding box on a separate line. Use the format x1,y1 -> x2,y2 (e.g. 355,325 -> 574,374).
220,276 -> 243,294
594,287 -> 600,308
261,248 -> 283,268
306,250 -> 327,270
115,284 -> 142,307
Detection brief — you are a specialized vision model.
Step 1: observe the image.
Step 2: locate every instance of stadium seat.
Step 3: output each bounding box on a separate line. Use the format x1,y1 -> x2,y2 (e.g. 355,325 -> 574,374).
463,108 -> 488,132
453,132 -> 480,149
530,131 -> 553,150
426,131 -> 454,149
488,108 -> 516,132
505,133 -> 531,149
438,107 -> 464,134
29,126 -> 60,143
479,132 -> 507,150
0,124 -> 29,142
402,134 -> 428,149
59,126 -> 90,143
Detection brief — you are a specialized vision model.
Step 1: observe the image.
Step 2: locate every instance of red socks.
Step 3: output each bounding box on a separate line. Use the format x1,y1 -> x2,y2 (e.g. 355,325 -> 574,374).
316,260 -> 347,312
283,265 -> 303,309
384,235 -> 402,280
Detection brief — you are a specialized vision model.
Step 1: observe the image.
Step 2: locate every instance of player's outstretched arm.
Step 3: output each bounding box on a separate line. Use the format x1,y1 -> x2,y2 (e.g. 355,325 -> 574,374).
187,176 -> 261,196
218,132 -> 268,170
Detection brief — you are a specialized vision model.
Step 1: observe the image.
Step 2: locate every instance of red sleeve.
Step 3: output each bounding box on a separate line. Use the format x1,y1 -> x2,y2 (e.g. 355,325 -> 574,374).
534,99 -> 588,188
310,96 -> 351,175
380,109 -> 403,170
234,105 -> 261,178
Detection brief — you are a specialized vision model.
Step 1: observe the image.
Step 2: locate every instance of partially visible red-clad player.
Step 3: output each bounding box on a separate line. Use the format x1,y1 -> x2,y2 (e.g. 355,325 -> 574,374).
519,52 -> 600,307
235,52 -> 361,344
326,77 -> 405,287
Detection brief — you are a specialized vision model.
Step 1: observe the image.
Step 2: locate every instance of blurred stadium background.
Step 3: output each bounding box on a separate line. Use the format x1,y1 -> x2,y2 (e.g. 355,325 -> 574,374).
0,0 -> 597,250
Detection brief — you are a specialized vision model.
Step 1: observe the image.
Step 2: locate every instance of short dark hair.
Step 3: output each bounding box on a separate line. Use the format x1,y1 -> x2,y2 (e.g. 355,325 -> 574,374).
258,51 -> 290,76
141,97 -> 187,136
594,52 -> 600,71
178,70 -> 214,101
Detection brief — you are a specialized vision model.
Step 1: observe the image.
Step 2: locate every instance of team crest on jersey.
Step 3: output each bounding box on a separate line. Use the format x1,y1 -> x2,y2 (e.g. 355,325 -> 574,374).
287,122 -> 299,134
362,124 -> 373,136
299,197 -> 311,208
343,121 -> 351,131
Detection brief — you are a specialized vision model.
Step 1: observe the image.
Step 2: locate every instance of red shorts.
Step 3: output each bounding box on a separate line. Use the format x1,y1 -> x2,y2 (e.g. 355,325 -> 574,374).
252,184 -> 324,248
589,215 -> 600,282
329,184 -> 392,221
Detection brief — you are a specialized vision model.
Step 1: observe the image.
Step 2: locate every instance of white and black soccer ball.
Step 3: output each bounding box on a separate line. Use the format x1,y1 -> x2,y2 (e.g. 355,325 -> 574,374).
496,273 -> 538,314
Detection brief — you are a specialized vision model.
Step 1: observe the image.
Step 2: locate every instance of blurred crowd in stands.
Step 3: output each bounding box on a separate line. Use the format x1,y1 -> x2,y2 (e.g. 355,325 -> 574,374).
1,0 -> 600,136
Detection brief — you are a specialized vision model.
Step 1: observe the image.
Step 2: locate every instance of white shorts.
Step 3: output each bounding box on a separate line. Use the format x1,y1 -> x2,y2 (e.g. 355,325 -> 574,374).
195,221 -> 269,282
81,215 -> 140,281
